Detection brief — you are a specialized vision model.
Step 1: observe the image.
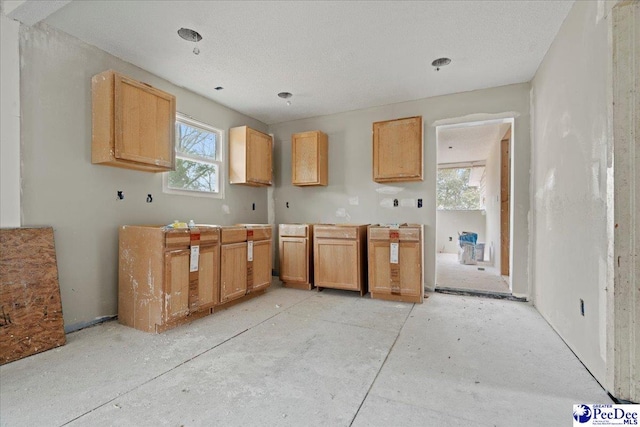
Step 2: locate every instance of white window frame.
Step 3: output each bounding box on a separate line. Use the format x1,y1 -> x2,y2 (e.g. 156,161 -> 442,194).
163,113 -> 225,199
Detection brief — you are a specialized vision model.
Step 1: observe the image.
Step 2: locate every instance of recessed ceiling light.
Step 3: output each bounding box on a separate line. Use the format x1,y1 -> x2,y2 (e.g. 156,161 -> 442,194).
278,92 -> 293,106
214,86 -> 223,91
432,57 -> 451,71
178,28 -> 202,42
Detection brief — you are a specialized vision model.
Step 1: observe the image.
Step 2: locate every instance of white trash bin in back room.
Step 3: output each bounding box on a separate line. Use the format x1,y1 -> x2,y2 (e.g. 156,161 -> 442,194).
476,242 -> 485,262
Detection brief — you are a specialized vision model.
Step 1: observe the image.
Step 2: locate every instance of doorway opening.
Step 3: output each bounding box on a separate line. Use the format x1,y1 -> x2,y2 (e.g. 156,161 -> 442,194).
435,118 -> 513,295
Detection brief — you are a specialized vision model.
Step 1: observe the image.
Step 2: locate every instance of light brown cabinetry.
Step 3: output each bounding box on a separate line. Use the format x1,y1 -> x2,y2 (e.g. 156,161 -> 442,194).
314,224 -> 368,295
292,131 -> 328,186
220,225 -> 272,303
279,224 -> 314,290
229,126 -> 273,186
92,70 -> 176,172
368,224 -> 423,303
372,116 -> 423,182
118,225 -> 219,333
220,227 -> 248,303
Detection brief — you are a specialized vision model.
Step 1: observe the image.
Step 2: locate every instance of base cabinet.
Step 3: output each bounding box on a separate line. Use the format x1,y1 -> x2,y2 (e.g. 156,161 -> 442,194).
368,224 -> 423,303
279,224 -> 314,290
119,225 -> 220,333
220,225 -> 272,303
314,224 -> 368,295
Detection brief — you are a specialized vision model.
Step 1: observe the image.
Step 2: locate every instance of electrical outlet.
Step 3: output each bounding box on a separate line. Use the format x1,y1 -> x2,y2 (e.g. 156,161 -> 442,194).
580,299 -> 585,316
417,198 -> 423,208
252,203 -> 255,211
393,199 -> 399,207
449,237 -> 453,242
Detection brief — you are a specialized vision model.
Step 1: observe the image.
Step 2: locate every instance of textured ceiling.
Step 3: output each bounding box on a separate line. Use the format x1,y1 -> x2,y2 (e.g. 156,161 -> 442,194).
437,122 -> 510,165
44,1 -> 573,125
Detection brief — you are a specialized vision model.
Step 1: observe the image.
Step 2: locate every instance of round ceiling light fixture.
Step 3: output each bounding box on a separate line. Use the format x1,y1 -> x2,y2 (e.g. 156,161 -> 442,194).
278,92 -> 293,106
178,28 -> 203,42
431,57 -> 451,71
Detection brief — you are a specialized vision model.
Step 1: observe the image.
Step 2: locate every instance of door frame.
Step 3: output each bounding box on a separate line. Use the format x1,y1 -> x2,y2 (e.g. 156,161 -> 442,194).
434,117 -> 515,292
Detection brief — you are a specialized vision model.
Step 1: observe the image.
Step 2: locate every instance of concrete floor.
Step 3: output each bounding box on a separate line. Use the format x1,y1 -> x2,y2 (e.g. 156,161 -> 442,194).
1,280 -> 611,426
436,253 -> 510,294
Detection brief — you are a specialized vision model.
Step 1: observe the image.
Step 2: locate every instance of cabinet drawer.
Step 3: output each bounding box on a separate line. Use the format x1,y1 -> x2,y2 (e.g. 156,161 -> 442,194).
368,226 -> 421,242
196,228 -> 220,244
245,226 -> 272,241
165,230 -> 191,248
314,225 -> 357,240
279,224 -> 308,238
221,227 -> 247,244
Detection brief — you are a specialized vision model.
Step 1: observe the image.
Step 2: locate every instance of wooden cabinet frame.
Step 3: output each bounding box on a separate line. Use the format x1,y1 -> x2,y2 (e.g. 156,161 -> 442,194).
279,224 -> 314,290
92,70 -> 176,172
372,116 -> 423,183
229,126 -> 273,186
313,225 -> 368,296
292,131 -> 328,186
368,225 -> 423,303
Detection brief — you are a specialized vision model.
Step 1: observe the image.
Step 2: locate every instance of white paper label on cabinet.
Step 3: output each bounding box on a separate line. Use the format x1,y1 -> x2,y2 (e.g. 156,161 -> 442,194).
190,245 -> 200,272
247,241 -> 254,261
390,242 -> 399,264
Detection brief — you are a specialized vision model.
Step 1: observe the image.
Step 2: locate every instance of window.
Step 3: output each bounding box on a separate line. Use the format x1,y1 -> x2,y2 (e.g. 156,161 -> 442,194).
163,114 -> 224,198
437,167 -> 482,210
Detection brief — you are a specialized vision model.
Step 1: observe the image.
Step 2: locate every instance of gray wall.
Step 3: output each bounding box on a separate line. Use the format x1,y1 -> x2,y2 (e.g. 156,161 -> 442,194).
269,83 -> 531,294
530,0 -> 615,387
20,24 -> 269,331
436,210 -> 486,254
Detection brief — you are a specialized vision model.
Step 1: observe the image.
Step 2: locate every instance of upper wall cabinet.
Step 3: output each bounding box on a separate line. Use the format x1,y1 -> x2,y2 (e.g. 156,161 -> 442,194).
92,70 -> 176,172
292,130 -> 328,186
229,126 -> 273,186
372,116 -> 423,183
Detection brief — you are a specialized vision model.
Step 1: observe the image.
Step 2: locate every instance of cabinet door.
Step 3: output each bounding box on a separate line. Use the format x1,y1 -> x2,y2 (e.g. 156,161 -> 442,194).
373,116 -> 422,182
115,74 -> 175,168
369,241 -> 421,296
280,237 -> 308,283
292,133 -> 319,185
198,245 -> 219,308
165,249 -> 190,320
220,242 -> 247,303
246,129 -> 272,185
314,239 -> 359,290
251,240 -> 272,292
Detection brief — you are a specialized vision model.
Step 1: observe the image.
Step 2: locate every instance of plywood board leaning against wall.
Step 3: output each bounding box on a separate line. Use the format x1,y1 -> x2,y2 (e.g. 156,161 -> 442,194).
0,227 -> 65,364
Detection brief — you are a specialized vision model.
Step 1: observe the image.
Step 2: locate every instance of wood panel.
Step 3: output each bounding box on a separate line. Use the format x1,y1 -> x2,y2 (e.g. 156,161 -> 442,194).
229,126 -> 248,185
314,225 -> 357,240
280,238 -> 308,283
501,135 -> 511,276
220,242 -> 248,302
368,241 -> 422,301
165,250 -> 190,320
373,116 -> 423,182
229,126 -> 273,186
251,240 -> 272,292
279,224 -> 308,238
197,245 -> 219,308
0,228 -> 65,365
315,239 -> 359,290
247,128 -> 273,185
292,131 -> 328,186
92,70 -> 175,172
